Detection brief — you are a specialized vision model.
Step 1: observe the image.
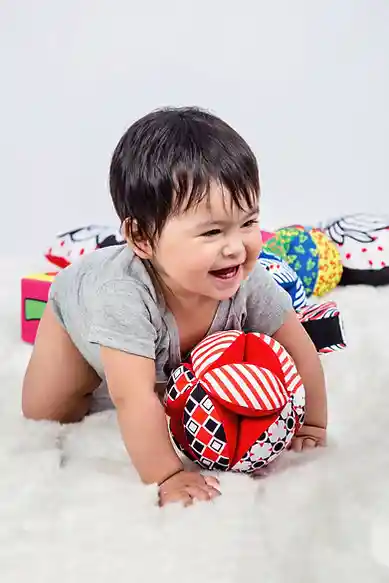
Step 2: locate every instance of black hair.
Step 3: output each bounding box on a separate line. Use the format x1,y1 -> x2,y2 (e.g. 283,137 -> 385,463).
109,106 -> 259,245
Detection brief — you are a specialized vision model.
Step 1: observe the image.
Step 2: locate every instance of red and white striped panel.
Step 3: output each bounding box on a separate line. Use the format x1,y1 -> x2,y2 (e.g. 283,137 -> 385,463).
319,344 -> 346,354
201,362 -> 289,412
191,330 -> 242,378
253,333 -> 303,396
297,301 -> 339,322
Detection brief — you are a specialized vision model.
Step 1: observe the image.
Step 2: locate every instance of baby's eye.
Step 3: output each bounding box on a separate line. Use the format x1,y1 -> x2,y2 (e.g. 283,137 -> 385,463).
202,229 -> 222,237
242,219 -> 259,228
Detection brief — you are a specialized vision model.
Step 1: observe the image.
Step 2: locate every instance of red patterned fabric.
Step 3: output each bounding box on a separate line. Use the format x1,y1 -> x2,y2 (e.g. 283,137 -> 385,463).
164,331 -> 305,474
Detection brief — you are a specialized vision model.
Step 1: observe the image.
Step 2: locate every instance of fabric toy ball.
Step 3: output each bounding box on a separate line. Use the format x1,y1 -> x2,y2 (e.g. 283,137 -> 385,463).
45,225 -> 125,269
322,213 -> 389,286
164,331 -> 305,474
263,225 -> 343,297
259,249 -> 307,311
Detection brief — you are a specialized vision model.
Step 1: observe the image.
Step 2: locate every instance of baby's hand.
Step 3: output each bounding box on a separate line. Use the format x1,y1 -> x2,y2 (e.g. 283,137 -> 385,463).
290,424 -> 327,452
158,470 -> 221,507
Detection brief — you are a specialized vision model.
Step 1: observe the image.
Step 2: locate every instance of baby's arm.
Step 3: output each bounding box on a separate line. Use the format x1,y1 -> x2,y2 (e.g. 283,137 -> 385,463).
273,311 -> 327,447
101,347 -> 181,482
100,346 -> 220,504
88,279 -> 219,503
243,262 -> 327,448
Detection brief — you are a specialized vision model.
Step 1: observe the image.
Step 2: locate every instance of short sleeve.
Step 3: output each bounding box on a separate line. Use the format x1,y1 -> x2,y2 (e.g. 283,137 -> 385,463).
242,262 -> 293,336
87,279 -> 158,359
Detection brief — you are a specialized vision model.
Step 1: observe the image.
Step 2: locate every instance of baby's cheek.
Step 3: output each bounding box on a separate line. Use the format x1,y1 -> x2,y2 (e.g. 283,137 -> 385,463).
254,238 -> 263,256
251,228 -> 263,253
244,256 -> 259,276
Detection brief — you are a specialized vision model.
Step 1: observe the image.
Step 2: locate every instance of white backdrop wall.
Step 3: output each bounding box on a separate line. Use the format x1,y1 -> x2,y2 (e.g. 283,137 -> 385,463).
1,0 -> 388,258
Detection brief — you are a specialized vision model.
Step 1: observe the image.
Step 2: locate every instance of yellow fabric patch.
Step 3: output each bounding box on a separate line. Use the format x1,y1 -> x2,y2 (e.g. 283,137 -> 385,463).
24,273 -> 57,283
310,229 -> 343,296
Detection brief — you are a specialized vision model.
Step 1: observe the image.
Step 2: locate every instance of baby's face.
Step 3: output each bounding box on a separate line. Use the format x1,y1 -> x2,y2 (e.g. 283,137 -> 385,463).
151,184 -> 262,302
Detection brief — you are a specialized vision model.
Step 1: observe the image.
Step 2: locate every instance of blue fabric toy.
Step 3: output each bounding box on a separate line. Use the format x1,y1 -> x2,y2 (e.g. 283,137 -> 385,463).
259,249 -> 307,311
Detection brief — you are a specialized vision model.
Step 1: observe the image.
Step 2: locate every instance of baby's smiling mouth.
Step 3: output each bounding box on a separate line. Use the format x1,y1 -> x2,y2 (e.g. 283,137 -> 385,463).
209,265 -> 240,279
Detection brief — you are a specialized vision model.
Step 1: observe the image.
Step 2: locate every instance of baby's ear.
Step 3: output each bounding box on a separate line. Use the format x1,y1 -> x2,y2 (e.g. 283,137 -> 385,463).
122,218 -> 153,259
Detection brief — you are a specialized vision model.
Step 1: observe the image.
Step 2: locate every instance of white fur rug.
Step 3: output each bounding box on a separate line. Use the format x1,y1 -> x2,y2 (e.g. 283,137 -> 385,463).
1,256 -> 389,582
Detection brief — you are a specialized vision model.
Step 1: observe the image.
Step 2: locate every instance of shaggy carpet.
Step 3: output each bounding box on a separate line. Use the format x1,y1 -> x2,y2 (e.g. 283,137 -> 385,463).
1,256 -> 389,582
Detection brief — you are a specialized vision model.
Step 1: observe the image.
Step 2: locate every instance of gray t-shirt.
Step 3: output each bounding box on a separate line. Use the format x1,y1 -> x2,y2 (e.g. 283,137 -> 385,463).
49,245 -> 293,387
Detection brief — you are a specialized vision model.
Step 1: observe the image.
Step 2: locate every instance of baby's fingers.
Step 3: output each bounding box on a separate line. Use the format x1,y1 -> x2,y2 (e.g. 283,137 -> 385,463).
204,474 -> 221,491
302,438 -> 317,450
185,485 -> 217,502
159,489 -> 193,507
290,436 -> 304,452
290,436 -> 320,452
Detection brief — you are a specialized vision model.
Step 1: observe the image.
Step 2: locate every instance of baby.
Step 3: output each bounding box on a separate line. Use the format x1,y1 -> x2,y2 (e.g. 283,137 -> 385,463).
22,107 -> 327,507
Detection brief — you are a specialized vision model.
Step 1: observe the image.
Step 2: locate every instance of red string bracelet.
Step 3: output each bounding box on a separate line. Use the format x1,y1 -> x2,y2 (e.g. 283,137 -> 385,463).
158,467 -> 184,487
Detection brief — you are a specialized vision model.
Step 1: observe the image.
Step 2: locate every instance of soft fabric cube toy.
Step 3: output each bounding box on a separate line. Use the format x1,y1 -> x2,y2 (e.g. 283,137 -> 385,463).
263,226 -> 343,297
21,272 -> 57,343
259,249 -> 307,311
164,331 -> 305,474
322,213 -> 389,286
